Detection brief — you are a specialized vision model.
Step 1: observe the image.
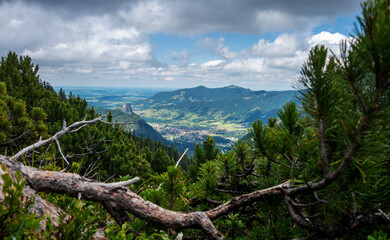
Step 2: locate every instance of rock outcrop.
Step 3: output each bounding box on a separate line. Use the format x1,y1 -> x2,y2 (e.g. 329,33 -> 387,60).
116,103 -> 134,115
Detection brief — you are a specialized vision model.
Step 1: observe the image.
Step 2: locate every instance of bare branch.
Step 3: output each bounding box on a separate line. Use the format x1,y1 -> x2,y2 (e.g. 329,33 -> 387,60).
12,116 -> 107,161
285,195 -> 330,235
207,181 -> 290,220
69,124 -> 88,133
62,119 -> 67,130
84,159 -> 100,177
90,177 -> 140,187
55,139 -> 70,165
53,148 -> 108,162
39,139 -> 54,167
0,130 -> 31,146
290,199 -> 324,208
175,148 -> 189,168
313,191 -> 327,203
378,209 -> 390,222
286,194 -> 390,238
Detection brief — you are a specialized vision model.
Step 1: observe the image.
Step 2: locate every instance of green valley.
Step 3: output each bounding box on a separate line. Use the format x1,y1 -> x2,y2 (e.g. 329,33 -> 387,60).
131,85 -> 297,150
133,85 -> 297,129
57,85 -> 298,152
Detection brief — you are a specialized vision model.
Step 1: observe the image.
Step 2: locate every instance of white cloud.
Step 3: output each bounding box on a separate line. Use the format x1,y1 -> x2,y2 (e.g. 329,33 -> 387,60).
183,31 -> 350,89
167,49 -> 190,67
197,37 -> 238,59
308,31 -> 349,46
21,19 -> 152,64
308,31 -> 351,54
75,67 -> 93,74
200,60 -> 225,68
224,58 -> 265,73
252,33 -> 303,58
0,1 -> 153,67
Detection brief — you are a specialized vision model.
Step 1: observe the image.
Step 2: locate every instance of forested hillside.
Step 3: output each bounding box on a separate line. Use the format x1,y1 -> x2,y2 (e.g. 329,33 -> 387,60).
0,53 -> 184,180
96,105 -> 167,143
0,0 -> 389,239
133,85 -> 297,126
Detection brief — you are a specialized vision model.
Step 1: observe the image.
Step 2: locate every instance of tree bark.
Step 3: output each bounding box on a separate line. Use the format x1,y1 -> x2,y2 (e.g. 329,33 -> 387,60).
0,155 -> 226,240
0,158 -> 71,231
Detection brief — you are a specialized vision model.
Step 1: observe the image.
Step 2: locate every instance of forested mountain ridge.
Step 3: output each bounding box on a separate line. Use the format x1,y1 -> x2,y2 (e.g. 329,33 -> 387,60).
133,85 -> 297,125
145,85 -> 252,103
96,103 -> 167,143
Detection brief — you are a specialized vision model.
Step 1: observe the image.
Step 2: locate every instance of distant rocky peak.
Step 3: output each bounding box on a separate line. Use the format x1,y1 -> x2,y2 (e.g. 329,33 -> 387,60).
117,103 -> 134,115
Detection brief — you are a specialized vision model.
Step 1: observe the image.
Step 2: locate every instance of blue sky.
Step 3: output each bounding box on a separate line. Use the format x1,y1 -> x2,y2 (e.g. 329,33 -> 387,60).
0,0 -> 362,90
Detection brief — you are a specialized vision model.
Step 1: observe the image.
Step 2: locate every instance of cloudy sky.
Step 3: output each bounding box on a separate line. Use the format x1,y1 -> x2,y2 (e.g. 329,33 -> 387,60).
1,0 -> 362,90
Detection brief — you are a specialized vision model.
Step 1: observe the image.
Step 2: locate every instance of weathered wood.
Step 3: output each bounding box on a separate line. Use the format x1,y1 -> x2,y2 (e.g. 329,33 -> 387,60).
206,181 -> 289,220
0,155 -> 226,240
0,157 -> 71,230
11,115 -> 108,161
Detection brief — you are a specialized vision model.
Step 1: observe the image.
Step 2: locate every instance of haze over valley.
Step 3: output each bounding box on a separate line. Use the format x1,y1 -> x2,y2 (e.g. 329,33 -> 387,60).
55,85 -> 297,152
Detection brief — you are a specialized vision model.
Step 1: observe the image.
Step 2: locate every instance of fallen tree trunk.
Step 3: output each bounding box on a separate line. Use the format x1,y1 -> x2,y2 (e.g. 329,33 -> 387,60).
0,161 -> 71,228
0,155 -> 226,240
0,153 -> 295,240
3,154 -> 388,239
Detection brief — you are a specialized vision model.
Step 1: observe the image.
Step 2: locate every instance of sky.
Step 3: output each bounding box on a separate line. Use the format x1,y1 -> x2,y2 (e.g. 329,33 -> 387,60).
0,0 -> 362,90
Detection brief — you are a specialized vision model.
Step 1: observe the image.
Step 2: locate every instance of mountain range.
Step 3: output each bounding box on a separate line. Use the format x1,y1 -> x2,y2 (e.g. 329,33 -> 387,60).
133,85 -> 298,127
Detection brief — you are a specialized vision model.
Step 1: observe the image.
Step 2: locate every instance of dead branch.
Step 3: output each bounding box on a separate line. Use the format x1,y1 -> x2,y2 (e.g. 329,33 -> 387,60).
55,139 -> 70,165
207,181 -> 290,220
175,148 -> 189,168
0,161 -> 71,231
285,195 -> 390,238
0,155 -> 225,240
0,130 -> 31,146
53,148 -> 108,162
11,116 -> 110,161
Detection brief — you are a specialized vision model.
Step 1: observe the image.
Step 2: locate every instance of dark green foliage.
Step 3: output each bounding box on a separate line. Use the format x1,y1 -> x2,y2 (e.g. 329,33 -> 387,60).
196,161 -> 220,199
50,199 -> 99,240
188,136 -> 220,181
58,88 -> 66,101
150,148 -> 175,173
104,220 -> 170,240
157,166 -> 187,210
0,81 -> 48,149
367,231 -> 389,240
0,165 -> 41,240
203,136 -> 220,161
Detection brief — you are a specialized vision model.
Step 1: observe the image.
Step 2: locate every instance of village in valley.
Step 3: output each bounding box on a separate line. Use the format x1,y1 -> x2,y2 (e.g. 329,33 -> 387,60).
151,123 -> 248,149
